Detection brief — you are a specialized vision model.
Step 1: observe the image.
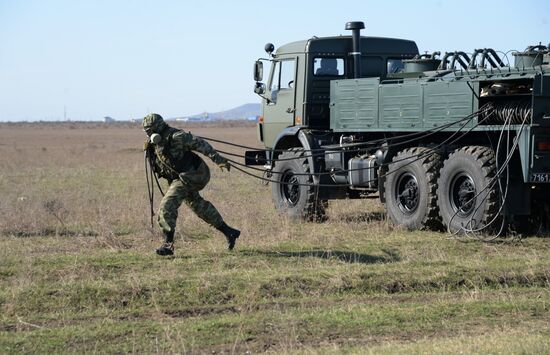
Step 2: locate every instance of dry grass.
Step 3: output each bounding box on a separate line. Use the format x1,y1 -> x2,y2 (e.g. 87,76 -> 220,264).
0,122 -> 549,353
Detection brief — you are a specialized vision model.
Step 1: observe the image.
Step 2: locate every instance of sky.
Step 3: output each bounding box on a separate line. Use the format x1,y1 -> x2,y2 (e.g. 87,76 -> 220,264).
0,0 -> 549,121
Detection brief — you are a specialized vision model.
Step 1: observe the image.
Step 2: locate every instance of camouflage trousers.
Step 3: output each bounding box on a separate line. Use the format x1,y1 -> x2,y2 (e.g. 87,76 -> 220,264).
157,161 -> 224,234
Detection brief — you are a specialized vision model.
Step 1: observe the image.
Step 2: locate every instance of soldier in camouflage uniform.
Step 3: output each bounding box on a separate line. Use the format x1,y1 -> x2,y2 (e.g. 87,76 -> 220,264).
143,113 -> 240,256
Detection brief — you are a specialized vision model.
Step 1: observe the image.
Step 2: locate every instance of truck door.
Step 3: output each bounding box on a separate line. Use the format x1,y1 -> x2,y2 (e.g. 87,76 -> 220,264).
263,58 -> 297,148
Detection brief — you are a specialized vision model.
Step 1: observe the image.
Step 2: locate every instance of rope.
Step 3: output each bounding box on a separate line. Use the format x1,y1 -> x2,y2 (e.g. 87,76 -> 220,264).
144,102 -> 525,239
448,103 -> 530,240
221,107 -> 497,188
144,151 -> 155,228
144,148 -> 166,228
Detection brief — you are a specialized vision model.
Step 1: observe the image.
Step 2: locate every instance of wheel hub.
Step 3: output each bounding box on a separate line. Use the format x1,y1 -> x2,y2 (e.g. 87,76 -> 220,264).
281,171 -> 300,206
450,172 -> 476,217
396,172 -> 419,214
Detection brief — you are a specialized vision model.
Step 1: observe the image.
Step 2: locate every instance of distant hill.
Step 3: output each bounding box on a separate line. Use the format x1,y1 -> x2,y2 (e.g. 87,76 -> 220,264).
172,103 -> 260,121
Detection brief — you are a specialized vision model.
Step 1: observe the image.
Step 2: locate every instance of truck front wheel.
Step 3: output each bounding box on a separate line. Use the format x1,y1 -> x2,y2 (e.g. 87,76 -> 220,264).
271,148 -> 326,221
385,147 -> 442,230
437,146 -> 499,234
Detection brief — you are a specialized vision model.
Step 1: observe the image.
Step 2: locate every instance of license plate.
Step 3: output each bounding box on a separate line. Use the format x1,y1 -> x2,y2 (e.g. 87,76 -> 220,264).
530,173 -> 550,183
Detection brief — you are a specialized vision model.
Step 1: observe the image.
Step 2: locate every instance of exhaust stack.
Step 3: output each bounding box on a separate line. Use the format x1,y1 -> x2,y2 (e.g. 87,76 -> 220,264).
345,21 -> 365,78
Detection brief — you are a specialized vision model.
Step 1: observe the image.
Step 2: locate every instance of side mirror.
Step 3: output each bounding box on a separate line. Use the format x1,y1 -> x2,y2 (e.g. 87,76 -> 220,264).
253,60 -> 264,82
254,82 -> 266,95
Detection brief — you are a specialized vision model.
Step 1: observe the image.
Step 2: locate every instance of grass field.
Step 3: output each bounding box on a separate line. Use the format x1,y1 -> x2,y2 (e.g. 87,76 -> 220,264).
1,122 -> 549,353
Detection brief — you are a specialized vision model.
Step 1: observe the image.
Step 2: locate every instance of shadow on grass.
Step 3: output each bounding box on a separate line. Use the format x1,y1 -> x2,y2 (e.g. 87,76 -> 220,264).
242,248 -> 400,265
157,255 -> 192,261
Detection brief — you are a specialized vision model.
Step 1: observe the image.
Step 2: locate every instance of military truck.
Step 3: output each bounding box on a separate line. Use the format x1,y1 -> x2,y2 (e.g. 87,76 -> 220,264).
247,21 -> 550,233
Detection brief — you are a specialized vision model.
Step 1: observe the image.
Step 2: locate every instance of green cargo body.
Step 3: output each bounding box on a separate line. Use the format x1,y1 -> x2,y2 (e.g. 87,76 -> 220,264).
330,78 -> 475,132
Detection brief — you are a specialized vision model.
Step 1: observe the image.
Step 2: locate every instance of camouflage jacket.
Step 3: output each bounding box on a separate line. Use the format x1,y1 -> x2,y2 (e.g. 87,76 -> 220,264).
149,127 -> 226,180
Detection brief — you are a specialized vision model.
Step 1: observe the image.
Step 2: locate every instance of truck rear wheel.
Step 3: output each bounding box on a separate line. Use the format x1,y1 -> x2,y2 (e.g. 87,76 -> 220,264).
385,147 -> 442,230
436,146 -> 500,234
271,148 -> 326,221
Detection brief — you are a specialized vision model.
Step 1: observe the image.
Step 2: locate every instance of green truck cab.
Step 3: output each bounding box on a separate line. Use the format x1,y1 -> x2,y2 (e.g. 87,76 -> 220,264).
249,21 -> 550,234
254,31 -> 418,148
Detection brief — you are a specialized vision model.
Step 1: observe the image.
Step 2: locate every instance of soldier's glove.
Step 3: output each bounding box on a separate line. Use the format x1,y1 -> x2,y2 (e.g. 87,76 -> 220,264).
143,140 -> 152,151
218,161 -> 231,172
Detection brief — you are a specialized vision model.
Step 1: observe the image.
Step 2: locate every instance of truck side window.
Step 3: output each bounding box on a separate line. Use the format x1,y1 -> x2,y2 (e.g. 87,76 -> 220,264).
269,62 -> 281,91
280,60 -> 296,90
314,57 -> 344,76
387,58 -> 405,74
269,59 -> 296,91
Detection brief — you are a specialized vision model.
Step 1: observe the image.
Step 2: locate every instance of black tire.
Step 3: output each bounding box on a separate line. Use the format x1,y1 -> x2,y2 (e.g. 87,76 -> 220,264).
436,146 -> 499,234
385,147 -> 442,230
271,148 -> 326,221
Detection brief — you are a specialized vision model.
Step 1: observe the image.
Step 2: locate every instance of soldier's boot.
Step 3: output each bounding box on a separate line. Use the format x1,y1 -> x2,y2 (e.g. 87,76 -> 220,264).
217,222 -> 240,250
156,230 -> 175,256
